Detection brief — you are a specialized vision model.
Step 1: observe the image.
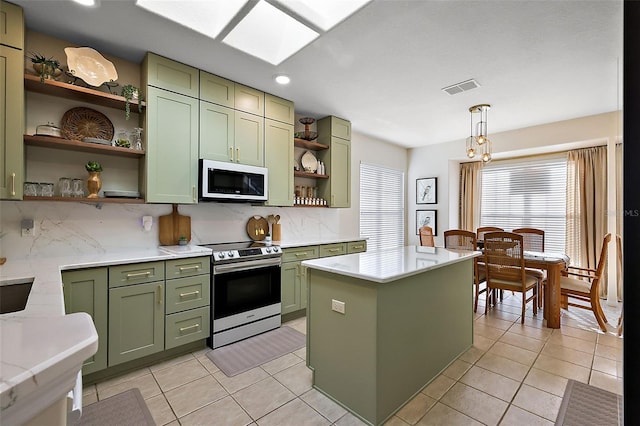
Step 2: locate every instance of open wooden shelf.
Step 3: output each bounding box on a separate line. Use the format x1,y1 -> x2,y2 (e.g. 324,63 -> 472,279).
294,138 -> 328,151
23,195 -> 144,204
25,74 -> 146,112
295,171 -> 328,179
293,204 -> 328,208
24,135 -> 145,158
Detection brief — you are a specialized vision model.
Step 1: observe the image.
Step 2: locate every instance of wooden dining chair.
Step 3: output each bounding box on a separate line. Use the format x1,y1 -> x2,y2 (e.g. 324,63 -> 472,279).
559,233 -> 611,332
419,226 -> 435,247
476,226 -> 504,242
444,229 -> 486,313
483,232 -> 538,323
512,228 -> 546,307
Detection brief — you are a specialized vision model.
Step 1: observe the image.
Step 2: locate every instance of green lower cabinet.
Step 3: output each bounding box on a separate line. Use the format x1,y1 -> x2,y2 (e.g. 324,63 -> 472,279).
108,281 -> 165,366
62,268 -> 108,375
165,306 -> 210,350
347,240 -> 367,254
281,261 -> 302,314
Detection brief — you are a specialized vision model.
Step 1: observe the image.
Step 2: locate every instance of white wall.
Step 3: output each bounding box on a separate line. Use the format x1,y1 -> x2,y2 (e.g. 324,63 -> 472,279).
407,111 -> 622,247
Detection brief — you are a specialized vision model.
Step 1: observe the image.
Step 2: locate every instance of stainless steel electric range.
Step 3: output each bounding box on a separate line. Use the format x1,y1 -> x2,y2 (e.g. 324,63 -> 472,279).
202,241 -> 282,349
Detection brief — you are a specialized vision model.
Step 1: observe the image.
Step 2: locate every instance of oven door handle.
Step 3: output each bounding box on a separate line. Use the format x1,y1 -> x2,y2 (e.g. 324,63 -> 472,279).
214,258 -> 280,274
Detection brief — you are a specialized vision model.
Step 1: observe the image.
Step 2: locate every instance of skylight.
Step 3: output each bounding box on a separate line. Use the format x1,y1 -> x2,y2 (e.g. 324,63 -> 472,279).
136,0 -> 249,39
274,0 -> 372,32
222,1 -> 319,66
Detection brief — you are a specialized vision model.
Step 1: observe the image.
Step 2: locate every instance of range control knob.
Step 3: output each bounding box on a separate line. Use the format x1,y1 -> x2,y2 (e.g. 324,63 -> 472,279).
265,247 -> 272,253
227,251 -> 235,257
272,247 -> 280,252
218,252 -> 226,259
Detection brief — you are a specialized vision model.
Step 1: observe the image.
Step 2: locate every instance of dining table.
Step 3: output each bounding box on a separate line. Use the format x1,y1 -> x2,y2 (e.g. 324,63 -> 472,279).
477,241 -> 569,329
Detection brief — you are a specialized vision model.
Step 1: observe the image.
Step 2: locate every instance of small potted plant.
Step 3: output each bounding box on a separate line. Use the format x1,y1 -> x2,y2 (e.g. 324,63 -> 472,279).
29,52 -> 62,83
121,84 -> 144,120
178,235 -> 188,246
85,161 -> 103,198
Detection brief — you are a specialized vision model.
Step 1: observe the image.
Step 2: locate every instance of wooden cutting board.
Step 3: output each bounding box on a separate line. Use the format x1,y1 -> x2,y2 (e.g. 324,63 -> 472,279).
159,204 -> 191,245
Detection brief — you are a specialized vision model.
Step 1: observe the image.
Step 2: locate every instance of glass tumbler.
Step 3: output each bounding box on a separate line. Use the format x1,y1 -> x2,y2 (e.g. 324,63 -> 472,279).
58,177 -> 72,197
39,182 -> 54,197
72,178 -> 85,197
24,182 -> 38,197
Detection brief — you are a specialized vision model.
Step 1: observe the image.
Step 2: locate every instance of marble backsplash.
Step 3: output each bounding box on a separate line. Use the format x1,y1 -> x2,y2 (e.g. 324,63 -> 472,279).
0,200 -> 348,260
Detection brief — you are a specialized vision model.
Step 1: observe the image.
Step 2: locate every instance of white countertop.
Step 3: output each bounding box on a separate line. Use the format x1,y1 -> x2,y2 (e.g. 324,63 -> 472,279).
302,245 -> 480,283
276,236 -> 366,249
0,244 -> 212,424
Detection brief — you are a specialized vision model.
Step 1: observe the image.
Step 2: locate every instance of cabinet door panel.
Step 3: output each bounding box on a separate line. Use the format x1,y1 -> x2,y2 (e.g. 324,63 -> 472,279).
199,101 -> 234,162
265,119 -> 293,206
200,71 -> 234,107
145,87 -> 198,203
347,240 -> 367,254
109,281 -> 165,366
165,275 -> 210,314
109,261 -> 165,288
329,137 -> 351,207
265,94 -> 294,124
145,52 -> 199,97
319,243 -> 347,257
0,1 -> 24,49
1,45 -> 23,199
165,306 -> 210,350
234,83 -> 264,116
62,268 -> 108,374
281,261 -> 300,314
166,256 -> 210,279
234,111 -> 264,166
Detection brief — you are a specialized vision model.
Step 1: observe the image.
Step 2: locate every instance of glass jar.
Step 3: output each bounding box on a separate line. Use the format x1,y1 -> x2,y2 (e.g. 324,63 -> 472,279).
115,129 -> 130,148
58,177 -> 72,197
131,127 -> 143,150
24,182 -> 38,197
72,178 -> 85,197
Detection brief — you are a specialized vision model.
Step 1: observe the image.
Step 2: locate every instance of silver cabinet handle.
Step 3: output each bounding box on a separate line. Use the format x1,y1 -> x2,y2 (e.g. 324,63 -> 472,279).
295,252 -> 308,257
126,271 -> 151,279
352,245 -> 364,249
236,147 -> 240,162
179,290 -> 200,298
229,147 -> 234,161
328,248 -> 340,252
157,285 -> 163,304
179,324 -> 199,334
11,173 -> 16,196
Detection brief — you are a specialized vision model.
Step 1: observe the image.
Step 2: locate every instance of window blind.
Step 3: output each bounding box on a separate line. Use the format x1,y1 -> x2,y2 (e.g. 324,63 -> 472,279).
360,162 -> 405,251
480,154 -> 567,253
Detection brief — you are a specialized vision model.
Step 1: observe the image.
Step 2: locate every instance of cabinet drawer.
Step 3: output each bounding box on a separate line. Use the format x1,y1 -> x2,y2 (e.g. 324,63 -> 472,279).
347,240 -> 367,254
109,261 -> 165,287
282,245 -> 319,263
166,256 -> 210,279
165,275 -> 210,314
200,71 -> 234,107
144,52 -> 199,98
265,94 -> 294,124
165,306 -> 210,350
319,243 -> 347,258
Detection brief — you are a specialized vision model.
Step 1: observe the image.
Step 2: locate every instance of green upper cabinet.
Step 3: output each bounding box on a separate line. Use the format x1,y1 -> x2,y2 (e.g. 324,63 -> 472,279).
317,116 -> 352,208
235,83 -> 264,116
234,111 -> 264,166
144,52 -> 199,98
199,101 -> 234,162
0,44 -> 23,200
200,71 -> 234,108
265,94 -> 294,124
0,1 -> 23,49
265,118 -> 294,206
108,280 -> 165,366
144,86 -> 199,203
62,267 -> 108,375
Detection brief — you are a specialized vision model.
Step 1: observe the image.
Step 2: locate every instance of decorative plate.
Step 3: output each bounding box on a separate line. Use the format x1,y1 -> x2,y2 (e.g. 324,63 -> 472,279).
301,151 -> 318,173
61,107 -> 114,141
246,216 -> 269,241
64,46 -> 118,87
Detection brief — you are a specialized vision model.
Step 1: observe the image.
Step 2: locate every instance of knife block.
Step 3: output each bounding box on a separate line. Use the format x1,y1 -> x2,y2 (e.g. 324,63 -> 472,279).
272,224 -> 281,242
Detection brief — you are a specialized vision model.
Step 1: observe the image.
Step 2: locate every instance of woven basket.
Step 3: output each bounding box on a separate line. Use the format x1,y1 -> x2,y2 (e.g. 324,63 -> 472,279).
61,107 -> 114,141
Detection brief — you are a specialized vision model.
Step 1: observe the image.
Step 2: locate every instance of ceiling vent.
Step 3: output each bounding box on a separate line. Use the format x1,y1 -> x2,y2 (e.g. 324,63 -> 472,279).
442,79 -> 480,95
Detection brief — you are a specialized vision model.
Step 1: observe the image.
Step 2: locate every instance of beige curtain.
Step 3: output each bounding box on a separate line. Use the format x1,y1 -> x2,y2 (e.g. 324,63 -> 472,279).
616,143 -> 622,300
566,146 -> 608,297
459,162 -> 482,232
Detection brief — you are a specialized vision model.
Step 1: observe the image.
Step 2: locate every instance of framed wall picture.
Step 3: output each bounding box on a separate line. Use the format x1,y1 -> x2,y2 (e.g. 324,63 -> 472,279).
416,177 -> 437,204
416,210 -> 437,235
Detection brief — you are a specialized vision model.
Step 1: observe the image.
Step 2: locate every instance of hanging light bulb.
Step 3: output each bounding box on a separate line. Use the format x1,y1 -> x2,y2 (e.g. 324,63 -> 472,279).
466,104 -> 492,163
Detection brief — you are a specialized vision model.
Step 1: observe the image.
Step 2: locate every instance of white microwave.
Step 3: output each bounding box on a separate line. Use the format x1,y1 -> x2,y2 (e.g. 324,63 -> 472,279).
199,159 -> 268,202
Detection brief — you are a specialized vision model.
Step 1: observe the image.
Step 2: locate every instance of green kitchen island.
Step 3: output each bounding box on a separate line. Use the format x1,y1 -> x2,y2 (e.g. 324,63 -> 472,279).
302,246 -> 479,426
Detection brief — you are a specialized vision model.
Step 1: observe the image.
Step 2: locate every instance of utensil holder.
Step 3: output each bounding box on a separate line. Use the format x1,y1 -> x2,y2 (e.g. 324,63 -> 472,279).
272,224 -> 281,241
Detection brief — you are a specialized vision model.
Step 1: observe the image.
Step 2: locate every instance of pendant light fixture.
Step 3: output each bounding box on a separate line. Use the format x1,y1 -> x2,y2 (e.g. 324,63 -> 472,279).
465,104 -> 492,163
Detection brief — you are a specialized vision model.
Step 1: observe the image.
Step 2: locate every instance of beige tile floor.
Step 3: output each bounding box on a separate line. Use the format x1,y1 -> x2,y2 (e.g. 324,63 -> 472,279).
83,294 -> 623,425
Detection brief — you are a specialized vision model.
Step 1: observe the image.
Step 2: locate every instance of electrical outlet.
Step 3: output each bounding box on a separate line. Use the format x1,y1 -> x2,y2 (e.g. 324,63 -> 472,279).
331,299 -> 345,314
21,224 -> 36,237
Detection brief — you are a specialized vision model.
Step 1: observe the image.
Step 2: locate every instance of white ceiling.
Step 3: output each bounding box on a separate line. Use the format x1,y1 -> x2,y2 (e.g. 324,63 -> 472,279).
12,0 -> 623,148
